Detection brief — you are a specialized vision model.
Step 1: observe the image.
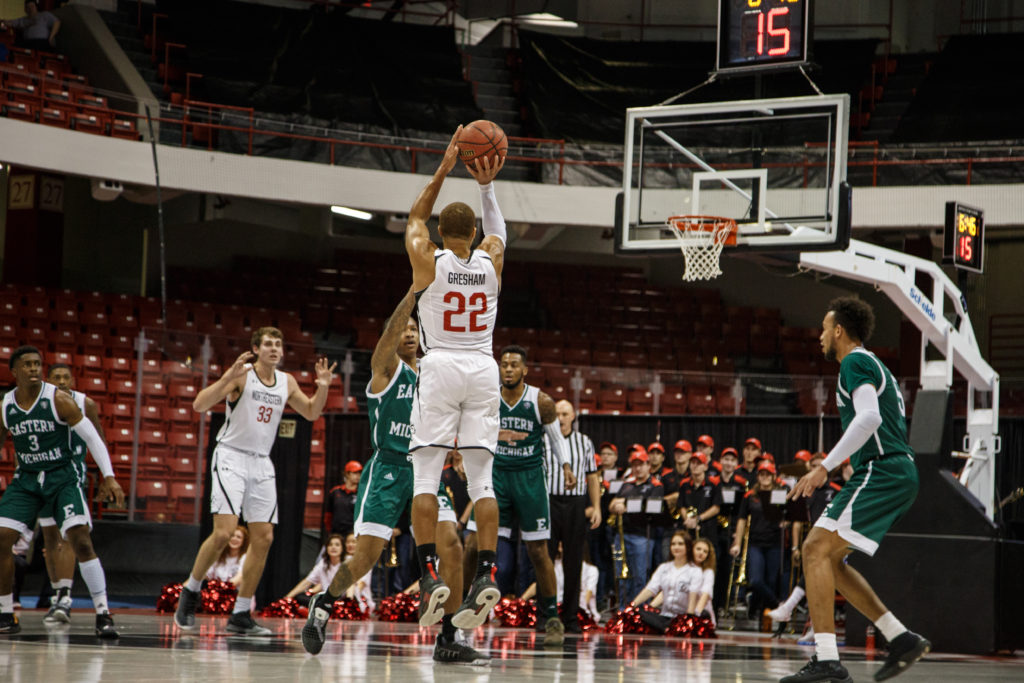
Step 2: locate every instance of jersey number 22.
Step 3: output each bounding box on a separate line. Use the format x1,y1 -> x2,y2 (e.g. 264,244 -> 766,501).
443,292 -> 487,332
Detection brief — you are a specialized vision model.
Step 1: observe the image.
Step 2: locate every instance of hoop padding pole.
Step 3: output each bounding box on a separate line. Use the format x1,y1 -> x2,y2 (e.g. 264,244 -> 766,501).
800,239 -> 1000,518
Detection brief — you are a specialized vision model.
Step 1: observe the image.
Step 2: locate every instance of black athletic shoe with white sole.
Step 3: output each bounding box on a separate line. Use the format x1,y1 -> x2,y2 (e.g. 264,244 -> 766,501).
95,612 -> 119,639
174,586 -> 199,630
301,591 -> 334,655
45,591 -> 72,625
433,635 -> 491,665
780,656 -> 853,683
226,611 -> 272,637
418,570 -> 451,628
0,612 -> 20,634
451,572 -> 500,630
874,631 -> 931,681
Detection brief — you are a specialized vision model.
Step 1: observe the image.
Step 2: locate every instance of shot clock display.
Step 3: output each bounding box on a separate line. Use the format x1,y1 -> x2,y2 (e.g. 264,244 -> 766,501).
944,202 -> 985,274
716,0 -> 811,74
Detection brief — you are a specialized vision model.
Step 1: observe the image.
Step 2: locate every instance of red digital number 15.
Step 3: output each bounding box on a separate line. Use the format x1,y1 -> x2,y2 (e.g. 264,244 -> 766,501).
443,292 -> 488,332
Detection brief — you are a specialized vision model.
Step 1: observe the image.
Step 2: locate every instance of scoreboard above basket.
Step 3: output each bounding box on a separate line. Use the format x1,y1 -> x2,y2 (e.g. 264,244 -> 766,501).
716,0 -> 811,74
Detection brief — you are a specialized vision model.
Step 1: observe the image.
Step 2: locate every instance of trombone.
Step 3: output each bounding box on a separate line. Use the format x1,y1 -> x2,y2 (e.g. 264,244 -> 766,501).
386,536 -> 400,568
724,514 -> 751,620
608,512 -> 630,580
788,522 -> 804,593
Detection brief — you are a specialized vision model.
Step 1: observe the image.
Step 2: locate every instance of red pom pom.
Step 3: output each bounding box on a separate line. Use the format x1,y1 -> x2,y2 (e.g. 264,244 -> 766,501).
199,579 -> 238,614
604,605 -> 658,634
376,593 -> 420,622
331,597 -> 370,621
156,582 -> 182,613
493,597 -> 536,628
259,597 -> 306,619
575,608 -> 598,632
665,613 -> 717,638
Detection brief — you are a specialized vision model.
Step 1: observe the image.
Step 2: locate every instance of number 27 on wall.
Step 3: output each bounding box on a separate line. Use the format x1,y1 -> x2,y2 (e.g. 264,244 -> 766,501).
443,292 -> 488,332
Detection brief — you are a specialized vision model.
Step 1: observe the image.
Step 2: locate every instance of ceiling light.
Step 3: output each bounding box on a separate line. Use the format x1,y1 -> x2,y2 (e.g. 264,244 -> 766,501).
331,205 -> 372,220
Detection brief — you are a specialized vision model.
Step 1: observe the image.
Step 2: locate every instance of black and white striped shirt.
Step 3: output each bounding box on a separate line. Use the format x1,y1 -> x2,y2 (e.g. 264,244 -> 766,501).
544,429 -> 597,496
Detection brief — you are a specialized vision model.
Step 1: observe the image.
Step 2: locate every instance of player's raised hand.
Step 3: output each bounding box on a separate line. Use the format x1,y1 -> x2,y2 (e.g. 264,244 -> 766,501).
225,352 -> 255,380
438,125 -> 463,176
788,464 -> 828,500
314,357 -> 338,387
97,476 -> 126,509
468,154 -> 505,185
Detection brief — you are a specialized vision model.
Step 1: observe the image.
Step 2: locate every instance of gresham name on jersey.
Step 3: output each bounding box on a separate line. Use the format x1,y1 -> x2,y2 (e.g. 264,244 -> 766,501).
447,272 -> 486,286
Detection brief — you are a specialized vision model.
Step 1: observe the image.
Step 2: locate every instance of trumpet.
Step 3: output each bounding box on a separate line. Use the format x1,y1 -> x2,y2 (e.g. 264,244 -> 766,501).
724,515 -> 751,620
611,513 -> 630,580
385,537 -> 399,568
717,514 -> 731,529
685,506 -> 701,539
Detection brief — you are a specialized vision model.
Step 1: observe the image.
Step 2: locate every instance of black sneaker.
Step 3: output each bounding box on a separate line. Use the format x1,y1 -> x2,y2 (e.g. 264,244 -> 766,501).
564,621 -> 583,635
226,611 -> 272,637
451,572 -> 500,630
433,634 -> 491,665
780,656 -> 853,683
301,591 -> 334,655
174,586 -> 199,631
874,631 -> 931,681
44,590 -> 72,625
95,612 -> 119,639
418,569 -> 451,628
0,612 -> 19,635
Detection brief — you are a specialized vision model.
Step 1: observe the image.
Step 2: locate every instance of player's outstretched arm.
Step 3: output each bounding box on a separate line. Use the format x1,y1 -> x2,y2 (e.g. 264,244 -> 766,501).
193,351 -> 254,413
55,391 -> 125,508
406,126 -> 462,290
469,156 -> 507,279
369,289 -> 416,394
286,357 -> 338,421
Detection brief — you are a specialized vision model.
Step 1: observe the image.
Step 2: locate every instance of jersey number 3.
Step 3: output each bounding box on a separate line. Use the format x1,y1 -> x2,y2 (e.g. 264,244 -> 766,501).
443,292 -> 487,332
256,406 -> 273,423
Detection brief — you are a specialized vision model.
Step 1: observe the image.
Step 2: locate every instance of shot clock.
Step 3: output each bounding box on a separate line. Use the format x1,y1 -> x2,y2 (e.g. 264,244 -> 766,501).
716,0 -> 811,74
944,202 -> 985,274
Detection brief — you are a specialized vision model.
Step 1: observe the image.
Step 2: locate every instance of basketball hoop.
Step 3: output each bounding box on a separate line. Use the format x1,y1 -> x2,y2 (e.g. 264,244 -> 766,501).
667,215 -> 738,281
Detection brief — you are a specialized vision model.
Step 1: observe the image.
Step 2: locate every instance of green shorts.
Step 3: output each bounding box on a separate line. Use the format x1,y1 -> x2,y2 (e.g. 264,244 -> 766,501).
469,464 -> 551,541
353,450 -> 455,541
816,454 -> 918,556
0,465 -> 92,539
38,458 -> 87,528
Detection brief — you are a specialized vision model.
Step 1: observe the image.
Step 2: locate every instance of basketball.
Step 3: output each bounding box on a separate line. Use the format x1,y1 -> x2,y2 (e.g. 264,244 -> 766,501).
457,120 -> 508,167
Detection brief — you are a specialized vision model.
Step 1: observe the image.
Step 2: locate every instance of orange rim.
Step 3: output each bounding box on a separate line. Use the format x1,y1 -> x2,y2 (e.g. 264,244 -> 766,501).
667,215 -> 738,246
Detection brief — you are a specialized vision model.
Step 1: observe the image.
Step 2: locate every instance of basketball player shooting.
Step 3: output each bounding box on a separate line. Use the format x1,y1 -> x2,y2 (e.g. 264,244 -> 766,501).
405,126 -> 507,630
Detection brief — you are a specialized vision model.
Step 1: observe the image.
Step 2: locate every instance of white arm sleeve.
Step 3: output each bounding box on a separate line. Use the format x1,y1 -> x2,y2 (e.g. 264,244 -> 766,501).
479,182 -> 506,245
71,418 -> 115,478
543,421 -> 568,467
821,385 -> 883,471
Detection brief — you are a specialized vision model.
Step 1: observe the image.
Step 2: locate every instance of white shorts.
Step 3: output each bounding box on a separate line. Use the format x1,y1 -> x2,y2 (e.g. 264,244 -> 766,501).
210,444 -> 278,524
409,349 -> 500,454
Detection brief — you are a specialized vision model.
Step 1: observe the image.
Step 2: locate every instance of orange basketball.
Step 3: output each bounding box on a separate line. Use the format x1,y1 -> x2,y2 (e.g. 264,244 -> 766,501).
457,120 -> 508,167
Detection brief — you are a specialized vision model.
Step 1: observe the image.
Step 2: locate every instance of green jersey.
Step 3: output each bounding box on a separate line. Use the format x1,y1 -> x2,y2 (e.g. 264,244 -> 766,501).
836,348 -> 913,470
367,360 -> 417,458
496,384 -> 545,471
2,382 -> 74,473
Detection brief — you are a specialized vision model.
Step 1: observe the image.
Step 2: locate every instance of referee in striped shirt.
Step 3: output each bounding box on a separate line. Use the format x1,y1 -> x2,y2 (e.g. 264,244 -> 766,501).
544,399 -> 601,633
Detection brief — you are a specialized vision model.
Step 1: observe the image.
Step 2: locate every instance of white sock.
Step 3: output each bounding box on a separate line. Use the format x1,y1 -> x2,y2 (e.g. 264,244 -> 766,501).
0,593 -> 12,613
184,575 -> 203,593
783,586 -> 805,612
78,558 -> 109,614
233,596 -> 252,614
814,632 -> 840,661
874,611 -> 907,642
57,578 -> 73,591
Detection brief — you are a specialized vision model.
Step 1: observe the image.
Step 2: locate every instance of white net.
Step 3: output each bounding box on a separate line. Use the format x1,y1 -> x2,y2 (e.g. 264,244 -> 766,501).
668,216 -> 735,281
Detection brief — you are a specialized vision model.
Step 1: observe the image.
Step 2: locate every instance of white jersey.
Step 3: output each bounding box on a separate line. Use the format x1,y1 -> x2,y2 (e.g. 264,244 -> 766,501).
643,561 -> 700,618
416,248 -> 499,354
215,367 -> 289,456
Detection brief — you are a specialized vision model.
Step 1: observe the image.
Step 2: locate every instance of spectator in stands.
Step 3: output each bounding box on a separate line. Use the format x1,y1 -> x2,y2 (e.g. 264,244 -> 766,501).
696,434 -> 714,460
740,437 -> 763,480
284,534 -> 345,607
710,446 -> 746,604
662,440 -> 694,504
0,1 -> 60,51
326,461 -> 363,538
623,443 -> 647,483
597,442 -> 621,479
206,526 -> 248,585
609,448 -> 664,608
647,442 -> 670,478
794,450 -> 813,472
